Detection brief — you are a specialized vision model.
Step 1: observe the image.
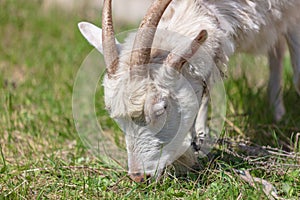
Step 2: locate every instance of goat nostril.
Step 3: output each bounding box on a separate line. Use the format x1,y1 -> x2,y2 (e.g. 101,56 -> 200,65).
130,173 -> 151,183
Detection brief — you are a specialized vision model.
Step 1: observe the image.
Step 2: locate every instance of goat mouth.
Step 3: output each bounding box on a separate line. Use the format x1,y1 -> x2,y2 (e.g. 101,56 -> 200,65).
129,172 -> 152,183
128,167 -> 166,183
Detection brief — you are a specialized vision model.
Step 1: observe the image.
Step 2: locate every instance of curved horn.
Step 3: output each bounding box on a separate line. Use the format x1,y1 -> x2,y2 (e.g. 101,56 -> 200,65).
165,30 -> 208,71
102,0 -> 119,78
130,0 -> 173,68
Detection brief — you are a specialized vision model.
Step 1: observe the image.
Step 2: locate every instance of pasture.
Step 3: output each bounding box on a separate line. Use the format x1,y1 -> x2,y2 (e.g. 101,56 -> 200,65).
0,1 -> 299,199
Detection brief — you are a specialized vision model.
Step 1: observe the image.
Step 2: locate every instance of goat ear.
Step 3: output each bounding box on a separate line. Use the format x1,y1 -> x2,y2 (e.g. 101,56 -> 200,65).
78,22 -> 121,54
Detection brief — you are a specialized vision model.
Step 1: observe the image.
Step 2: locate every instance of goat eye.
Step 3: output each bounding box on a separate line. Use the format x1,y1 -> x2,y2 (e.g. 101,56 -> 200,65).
163,104 -> 168,110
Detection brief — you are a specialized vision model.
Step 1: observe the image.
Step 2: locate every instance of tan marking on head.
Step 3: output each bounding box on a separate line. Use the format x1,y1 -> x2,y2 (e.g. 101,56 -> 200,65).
162,6 -> 175,22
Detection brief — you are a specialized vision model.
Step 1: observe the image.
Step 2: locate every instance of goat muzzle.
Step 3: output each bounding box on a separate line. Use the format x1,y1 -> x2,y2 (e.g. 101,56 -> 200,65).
129,172 -> 151,183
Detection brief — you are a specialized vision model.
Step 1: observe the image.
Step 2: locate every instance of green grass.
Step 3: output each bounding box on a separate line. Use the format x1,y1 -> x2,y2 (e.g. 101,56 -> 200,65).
0,0 -> 299,199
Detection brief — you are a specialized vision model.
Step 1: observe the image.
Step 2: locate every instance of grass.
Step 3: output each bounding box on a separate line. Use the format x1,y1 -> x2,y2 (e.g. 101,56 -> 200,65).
0,0 -> 299,199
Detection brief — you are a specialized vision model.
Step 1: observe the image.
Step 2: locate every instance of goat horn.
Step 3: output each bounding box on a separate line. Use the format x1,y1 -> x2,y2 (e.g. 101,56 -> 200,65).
130,0 -> 173,68
102,0 -> 119,78
165,30 -> 208,71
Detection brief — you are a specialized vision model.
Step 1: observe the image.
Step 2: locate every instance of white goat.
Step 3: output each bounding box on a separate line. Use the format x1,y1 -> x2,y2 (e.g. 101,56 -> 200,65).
78,0 -> 300,182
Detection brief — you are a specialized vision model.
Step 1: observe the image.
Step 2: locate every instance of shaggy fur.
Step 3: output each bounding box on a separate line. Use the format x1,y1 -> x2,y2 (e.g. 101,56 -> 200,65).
79,0 -> 300,181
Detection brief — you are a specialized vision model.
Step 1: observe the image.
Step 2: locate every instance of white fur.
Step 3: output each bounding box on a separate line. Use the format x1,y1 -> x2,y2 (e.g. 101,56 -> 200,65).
78,0 -> 300,180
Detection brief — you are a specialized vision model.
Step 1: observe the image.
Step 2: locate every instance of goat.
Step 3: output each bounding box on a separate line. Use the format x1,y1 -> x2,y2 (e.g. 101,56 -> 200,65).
78,0 -> 300,182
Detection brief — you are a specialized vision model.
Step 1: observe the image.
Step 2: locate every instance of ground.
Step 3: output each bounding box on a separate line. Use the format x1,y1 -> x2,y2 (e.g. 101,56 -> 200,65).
0,1 -> 299,199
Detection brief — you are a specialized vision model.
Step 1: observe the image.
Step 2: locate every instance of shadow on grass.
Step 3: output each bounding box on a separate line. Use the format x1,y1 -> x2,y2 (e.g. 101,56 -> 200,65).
225,69 -> 300,151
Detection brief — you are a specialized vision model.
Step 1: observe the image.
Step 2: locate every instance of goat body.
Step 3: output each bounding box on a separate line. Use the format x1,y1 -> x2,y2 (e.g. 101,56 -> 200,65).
78,0 -> 300,182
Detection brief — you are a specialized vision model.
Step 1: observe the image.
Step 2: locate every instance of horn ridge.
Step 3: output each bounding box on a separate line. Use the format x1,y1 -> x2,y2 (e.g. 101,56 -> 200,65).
102,0 -> 119,78
130,0 -> 173,68
164,30 -> 208,71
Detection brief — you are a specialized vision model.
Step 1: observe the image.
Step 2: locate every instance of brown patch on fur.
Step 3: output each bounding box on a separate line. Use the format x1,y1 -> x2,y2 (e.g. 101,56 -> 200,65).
162,7 -> 175,22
